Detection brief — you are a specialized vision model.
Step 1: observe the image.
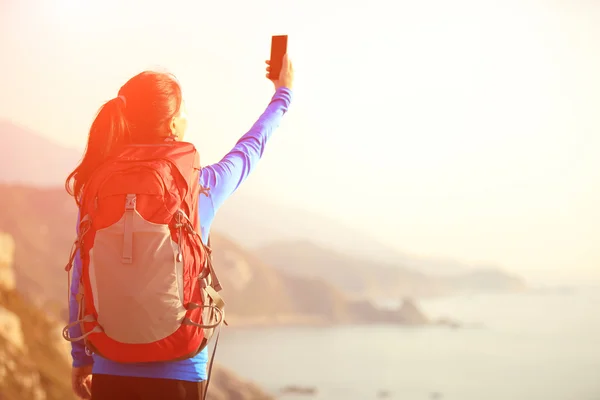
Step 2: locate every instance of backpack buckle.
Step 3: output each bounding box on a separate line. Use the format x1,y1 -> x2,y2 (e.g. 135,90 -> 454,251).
125,194 -> 137,210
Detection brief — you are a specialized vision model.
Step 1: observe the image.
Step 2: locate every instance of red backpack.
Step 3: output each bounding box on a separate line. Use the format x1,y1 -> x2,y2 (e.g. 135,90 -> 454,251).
62,141 -> 226,365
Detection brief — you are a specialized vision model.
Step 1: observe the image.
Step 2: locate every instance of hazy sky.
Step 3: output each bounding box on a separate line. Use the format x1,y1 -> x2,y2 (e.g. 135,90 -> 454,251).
1,0 -> 598,285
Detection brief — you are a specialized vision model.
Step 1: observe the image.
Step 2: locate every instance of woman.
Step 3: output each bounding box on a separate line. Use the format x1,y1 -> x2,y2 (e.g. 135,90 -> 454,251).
66,54 -> 294,400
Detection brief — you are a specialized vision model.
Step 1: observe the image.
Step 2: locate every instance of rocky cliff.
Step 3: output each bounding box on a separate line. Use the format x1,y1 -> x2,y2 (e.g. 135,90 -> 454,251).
0,231 -> 274,400
0,231 -> 70,400
0,233 -> 16,291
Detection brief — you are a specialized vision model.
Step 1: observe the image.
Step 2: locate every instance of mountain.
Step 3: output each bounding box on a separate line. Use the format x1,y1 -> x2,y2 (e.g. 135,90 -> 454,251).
0,120 -> 80,187
257,240 -> 446,300
0,184 -> 430,327
442,268 -> 528,293
0,120 -> 525,291
0,232 -> 274,400
1,119 -> 494,278
210,234 -> 429,325
213,192 -> 507,277
212,189 -> 408,266
257,240 -> 527,301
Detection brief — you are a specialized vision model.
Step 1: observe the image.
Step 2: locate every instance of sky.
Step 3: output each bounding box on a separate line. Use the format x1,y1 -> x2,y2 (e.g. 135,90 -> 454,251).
1,0 -> 598,285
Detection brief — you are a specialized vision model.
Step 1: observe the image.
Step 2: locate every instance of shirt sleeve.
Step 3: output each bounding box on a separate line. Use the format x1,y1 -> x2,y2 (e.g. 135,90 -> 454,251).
69,211 -> 94,367
199,87 -> 293,211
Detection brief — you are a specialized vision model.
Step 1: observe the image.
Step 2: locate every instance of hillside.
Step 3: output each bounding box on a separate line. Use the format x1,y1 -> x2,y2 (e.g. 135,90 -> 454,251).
0,231 -> 274,400
211,234 -> 422,326
0,231 -> 74,400
0,181 -> 525,324
257,241 -> 527,301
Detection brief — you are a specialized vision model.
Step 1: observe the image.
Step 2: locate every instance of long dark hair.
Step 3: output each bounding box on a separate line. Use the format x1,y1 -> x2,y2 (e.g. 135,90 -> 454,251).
66,71 -> 183,205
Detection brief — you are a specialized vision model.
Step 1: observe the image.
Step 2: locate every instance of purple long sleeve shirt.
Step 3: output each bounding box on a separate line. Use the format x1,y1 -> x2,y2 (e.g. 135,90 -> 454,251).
69,87 -> 293,381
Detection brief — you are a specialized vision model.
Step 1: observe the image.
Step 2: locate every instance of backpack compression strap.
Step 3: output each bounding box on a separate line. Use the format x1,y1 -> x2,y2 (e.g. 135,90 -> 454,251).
202,233 -> 221,400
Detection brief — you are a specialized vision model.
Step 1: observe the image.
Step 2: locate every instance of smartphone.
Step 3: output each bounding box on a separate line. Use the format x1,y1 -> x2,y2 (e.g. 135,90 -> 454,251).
269,35 -> 288,80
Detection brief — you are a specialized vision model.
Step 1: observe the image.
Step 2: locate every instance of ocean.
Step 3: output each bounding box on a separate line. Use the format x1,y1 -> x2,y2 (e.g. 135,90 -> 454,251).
213,289 -> 600,400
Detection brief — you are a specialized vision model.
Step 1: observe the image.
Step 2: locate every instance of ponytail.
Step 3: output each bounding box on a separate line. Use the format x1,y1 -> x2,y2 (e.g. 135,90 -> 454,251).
66,71 -> 183,206
65,95 -> 130,206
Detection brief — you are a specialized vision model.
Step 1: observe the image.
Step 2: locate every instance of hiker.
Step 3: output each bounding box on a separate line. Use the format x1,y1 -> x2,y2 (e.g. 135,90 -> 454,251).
63,54 -> 294,400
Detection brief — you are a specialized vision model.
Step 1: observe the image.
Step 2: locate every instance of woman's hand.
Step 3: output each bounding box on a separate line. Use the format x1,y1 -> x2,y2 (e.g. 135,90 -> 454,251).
72,365 -> 93,399
265,53 -> 294,90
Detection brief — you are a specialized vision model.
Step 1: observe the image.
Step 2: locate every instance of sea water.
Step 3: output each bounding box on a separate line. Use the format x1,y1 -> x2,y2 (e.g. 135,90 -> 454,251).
214,289 -> 600,400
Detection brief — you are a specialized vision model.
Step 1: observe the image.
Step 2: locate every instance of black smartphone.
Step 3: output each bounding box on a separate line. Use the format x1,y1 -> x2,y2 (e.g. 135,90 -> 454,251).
269,35 -> 288,80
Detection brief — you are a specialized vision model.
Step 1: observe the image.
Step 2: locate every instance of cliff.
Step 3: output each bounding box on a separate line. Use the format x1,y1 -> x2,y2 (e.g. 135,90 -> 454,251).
0,233 -> 16,291
0,231 -> 73,400
209,234 -> 430,326
0,231 -> 274,400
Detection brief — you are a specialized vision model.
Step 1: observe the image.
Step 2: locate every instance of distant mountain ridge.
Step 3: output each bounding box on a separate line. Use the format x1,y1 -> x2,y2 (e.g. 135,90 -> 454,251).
257,240 -> 526,301
0,120 -> 81,187
0,119 -> 524,286
211,192 -> 500,277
